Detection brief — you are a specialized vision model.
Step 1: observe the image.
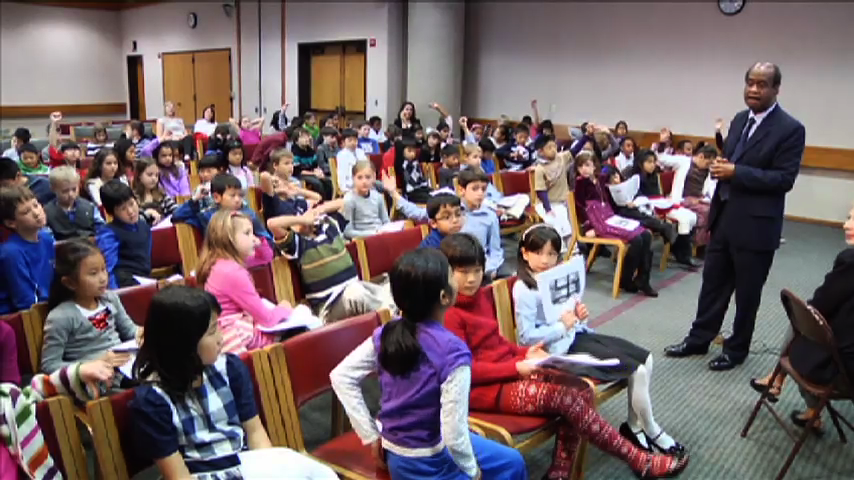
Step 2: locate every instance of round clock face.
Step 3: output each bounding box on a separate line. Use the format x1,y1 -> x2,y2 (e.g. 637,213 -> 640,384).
187,12 -> 198,29
719,0 -> 746,16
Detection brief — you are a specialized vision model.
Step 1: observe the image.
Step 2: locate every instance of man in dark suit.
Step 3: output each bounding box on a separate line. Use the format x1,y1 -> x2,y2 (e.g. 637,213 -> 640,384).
664,62 -> 806,371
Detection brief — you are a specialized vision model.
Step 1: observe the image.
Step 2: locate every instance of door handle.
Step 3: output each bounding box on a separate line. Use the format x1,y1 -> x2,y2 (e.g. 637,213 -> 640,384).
263,107 -> 267,114
254,107 -> 259,114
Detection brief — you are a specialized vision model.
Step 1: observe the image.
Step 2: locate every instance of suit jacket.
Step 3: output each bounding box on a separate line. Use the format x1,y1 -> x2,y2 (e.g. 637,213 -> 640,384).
789,248 -> 854,385
709,105 -> 805,251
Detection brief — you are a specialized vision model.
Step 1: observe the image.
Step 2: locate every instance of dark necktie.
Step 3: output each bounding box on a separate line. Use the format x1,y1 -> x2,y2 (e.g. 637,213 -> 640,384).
718,116 -> 756,201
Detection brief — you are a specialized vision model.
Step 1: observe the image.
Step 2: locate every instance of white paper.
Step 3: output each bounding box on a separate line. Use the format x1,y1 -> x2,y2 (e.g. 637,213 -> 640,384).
378,220 -> 406,234
132,273 -> 182,286
237,448 -> 338,479
118,353 -> 136,378
534,203 -> 573,241
527,353 -> 620,368
536,255 -> 586,324
497,194 -> 530,219
607,174 -> 640,206
648,198 -> 674,210
257,303 -> 323,333
605,215 -> 641,231
112,339 -> 139,352
151,215 -> 173,230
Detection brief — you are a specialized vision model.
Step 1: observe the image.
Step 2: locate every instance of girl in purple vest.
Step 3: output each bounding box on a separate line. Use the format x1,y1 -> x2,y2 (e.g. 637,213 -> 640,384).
331,249 -> 527,479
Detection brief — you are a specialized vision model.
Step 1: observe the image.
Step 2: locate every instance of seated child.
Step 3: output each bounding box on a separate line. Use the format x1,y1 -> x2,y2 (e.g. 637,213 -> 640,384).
399,137 -> 432,203
133,157 -> 177,227
515,225 -> 684,454
336,128 -> 368,195
291,127 -> 332,200
441,233 -> 689,479
505,123 -> 534,171
41,239 -> 139,379
96,181 -> 153,289
45,166 -> 104,240
224,139 -> 255,195
456,169 -> 505,280
238,115 -> 265,144
477,138 -> 497,174
330,248 -> 527,479
616,136 -> 637,173
0,157 -> 53,205
367,115 -> 386,144
459,116 -> 483,146
17,143 -> 48,175
85,148 -> 129,206
131,286 -> 338,479
436,120 -> 453,147
267,202 -> 395,324
357,121 -> 380,154
193,153 -> 223,210
574,152 -> 657,296
112,138 -> 137,176
2,127 -> 29,162
48,142 -> 82,170
154,141 -> 191,198
533,135 -> 575,249
677,144 -> 718,247
199,210 -> 303,353
462,143 -> 503,202
438,144 -> 462,189
419,130 -> 442,164
342,161 -> 391,239
260,149 -> 321,221
314,126 -> 339,182
0,185 -> 54,314
86,125 -> 113,157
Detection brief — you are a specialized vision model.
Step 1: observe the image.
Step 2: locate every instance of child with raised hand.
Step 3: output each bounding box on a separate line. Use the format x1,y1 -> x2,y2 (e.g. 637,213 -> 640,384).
440,233 -> 689,480
224,139 -> 255,195
85,148 -> 128,206
198,210 -> 302,353
330,248 -> 527,479
342,161 -> 390,239
260,149 -> 321,221
238,115 -> 265,144
1,358 -> 115,478
130,285 -> 337,479
152,141 -> 190,198
532,135 -> 575,250
514,225 -> 685,456
41,239 -> 140,381
0,185 -> 54,314
132,156 -> 177,227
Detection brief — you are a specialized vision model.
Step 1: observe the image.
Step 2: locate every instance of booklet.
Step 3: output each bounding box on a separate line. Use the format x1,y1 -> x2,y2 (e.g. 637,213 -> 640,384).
607,174 -> 640,206
378,220 -> 406,234
525,353 -> 620,369
257,302 -> 323,333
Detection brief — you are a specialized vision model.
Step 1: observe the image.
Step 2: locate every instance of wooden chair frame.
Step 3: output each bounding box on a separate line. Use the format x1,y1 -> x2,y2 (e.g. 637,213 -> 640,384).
40,396 -> 90,480
271,256 -> 301,306
247,186 -> 262,217
21,303 -> 49,374
329,157 -> 341,198
567,191 -> 628,299
175,223 -> 201,275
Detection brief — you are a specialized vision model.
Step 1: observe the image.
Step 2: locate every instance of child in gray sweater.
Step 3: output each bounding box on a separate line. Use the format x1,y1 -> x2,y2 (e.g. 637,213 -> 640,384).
40,240 -> 140,375
342,160 -> 391,239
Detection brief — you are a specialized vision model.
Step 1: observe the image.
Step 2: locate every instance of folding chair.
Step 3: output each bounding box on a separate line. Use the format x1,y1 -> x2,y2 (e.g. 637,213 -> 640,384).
265,311 -> 391,479
35,395 -> 90,479
354,224 -> 428,281
490,276 -> 629,480
116,283 -> 157,325
567,191 -> 628,299
151,225 -> 182,278
740,289 -> 854,480
175,223 -> 203,275
495,170 -> 536,235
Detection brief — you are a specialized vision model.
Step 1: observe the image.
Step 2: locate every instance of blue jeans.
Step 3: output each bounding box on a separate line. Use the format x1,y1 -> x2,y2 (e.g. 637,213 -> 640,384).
385,433 -> 527,479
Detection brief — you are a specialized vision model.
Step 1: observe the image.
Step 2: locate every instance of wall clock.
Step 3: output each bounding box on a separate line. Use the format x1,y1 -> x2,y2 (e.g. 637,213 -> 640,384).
719,0 -> 746,16
187,12 -> 198,29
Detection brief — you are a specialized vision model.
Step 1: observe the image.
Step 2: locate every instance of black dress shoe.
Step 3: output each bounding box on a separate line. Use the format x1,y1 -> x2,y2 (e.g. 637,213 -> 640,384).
674,257 -> 700,271
708,353 -> 743,371
619,422 -> 652,452
645,430 -> 686,456
638,283 -> 659,297
663,341 -> 709,358
621,282 -> 639,294
748,378 -> 779,403
790,410 -> 825,437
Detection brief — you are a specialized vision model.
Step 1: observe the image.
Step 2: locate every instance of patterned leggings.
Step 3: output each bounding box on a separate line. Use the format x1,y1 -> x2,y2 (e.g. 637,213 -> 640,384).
497,369 -> 647,480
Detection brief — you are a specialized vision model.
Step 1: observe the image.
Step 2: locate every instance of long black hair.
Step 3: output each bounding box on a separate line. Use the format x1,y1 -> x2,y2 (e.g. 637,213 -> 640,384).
86,148 -> 120,181
133,285 -> 222,401
379,248 -> 453,377
48,239 -> 102,310
517,225 -> 562,289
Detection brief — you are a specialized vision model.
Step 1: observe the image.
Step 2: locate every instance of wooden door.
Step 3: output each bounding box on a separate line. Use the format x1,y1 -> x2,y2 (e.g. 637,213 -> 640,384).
134,58 -> 147,120
342,44 -> 366,113
194,50 -> 233,122
162,52 -> 195,125
310,44 -> 342,112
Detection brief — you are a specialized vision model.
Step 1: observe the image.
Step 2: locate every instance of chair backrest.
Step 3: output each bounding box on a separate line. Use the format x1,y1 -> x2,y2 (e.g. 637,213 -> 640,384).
71,126 -> 95,142
271,256 -> 304,306
659,170 -> 675,196
248,264 -> 277,303
24,303 -> 49,374
151,225 -> 182,269
329,157 -> 341,197
175,223 -> 203,275
106,127 -> 124,142
36,396 -> 89,479
492,277 -> 519,343
116,283 -> 157,325
499,170 -> 537,206
87,389 -> 146,480
368,154 -> 383,174
566,191 -> 584,238
239,349 -> 288,446
266,311 -> 382,450
1,311 -> 31,375
345,240 -> 363,279
247,187 -> 262,217
422,163 -> 439,188
356,225 -> 427,281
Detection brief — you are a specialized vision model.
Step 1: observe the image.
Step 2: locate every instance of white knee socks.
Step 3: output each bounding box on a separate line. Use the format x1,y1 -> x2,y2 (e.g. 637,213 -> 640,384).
628,355 -> 676,450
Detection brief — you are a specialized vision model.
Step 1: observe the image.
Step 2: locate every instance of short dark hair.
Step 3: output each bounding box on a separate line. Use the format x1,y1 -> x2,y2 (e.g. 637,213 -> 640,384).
100,180 -> 136,216
426,193 -> 460,220
400,137 -> 418,149
441,144 -> 459,158
293,127 -> 309,138
695,144 -> 718,159
12,128 -> 31,144
533,134 -> 555,151
514,123 -> 530,135
210,173 -> 242,195
0,185 -> 35,223
675,139 -> 693,151
746,62 -> 782,88
478,138 -> 496,153
18,143 -> 40,156
129,120 -> 145,137
440,233 -> 485,270
303,111 -> 315,121
320,126 -> 339,137
341,128 -> 358,140
539,120 -> 554,132
620,136 -> 636,148
437,121 -> 450,132
368,116 -> 382,125
60,141 -> 80,153
458,168 -> 490,188
0,157 -> 21,182
520,115 -> 533,125
199,154 -> 223,172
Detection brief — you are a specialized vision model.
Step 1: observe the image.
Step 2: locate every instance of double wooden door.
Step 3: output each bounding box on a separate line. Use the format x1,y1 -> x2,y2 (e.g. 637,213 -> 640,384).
309,43 -> 366,114
162,49 -> 233,126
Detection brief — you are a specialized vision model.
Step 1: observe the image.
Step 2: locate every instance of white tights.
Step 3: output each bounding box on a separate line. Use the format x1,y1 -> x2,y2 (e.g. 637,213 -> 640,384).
626,355 -> 676,449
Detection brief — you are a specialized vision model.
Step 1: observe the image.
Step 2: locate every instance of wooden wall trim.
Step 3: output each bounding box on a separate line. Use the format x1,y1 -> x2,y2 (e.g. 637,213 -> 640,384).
468,117 -> 854,173
18,1 -> 160,10
784,215 -> 844,229
0,103 -> 127,118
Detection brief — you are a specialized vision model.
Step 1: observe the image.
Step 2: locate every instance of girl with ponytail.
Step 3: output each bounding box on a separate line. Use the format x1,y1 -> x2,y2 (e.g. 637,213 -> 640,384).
331,249 -> 527,479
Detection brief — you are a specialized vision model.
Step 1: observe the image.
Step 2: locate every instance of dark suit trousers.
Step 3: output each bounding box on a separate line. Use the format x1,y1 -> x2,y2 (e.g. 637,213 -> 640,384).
686,203 -> 775,361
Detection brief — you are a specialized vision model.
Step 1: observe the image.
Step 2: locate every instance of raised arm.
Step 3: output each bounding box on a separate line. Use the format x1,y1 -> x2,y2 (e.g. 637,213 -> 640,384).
48,112 -> 62,148
531,99 -> 541,126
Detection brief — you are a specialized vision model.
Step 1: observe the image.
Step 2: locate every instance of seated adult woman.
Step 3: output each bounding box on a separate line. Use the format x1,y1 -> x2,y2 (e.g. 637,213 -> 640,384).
750,203 -> 854,430
193,104 -> 218,137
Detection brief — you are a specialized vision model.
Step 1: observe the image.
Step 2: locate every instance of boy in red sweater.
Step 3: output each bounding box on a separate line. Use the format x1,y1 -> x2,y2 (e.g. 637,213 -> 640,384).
439,233 -> 688,480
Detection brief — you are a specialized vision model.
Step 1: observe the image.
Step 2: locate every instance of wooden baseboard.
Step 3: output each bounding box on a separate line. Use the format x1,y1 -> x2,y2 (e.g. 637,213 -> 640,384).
784,215 -> 844,228
0,103 -> 127,118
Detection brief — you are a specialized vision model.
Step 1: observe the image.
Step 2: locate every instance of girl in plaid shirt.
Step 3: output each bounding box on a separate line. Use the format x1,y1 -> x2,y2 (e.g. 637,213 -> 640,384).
130,286 -> 335,479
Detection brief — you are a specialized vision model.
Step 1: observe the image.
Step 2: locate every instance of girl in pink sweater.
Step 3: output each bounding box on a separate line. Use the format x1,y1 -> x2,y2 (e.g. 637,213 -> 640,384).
197,210 -> 293,353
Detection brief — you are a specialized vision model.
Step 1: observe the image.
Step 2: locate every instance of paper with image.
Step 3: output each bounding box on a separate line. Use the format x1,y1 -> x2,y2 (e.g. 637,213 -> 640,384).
536,255 -> 585,324
534,203 -> 573,239
607,174 -> 640,206
605,215 -> 641,231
